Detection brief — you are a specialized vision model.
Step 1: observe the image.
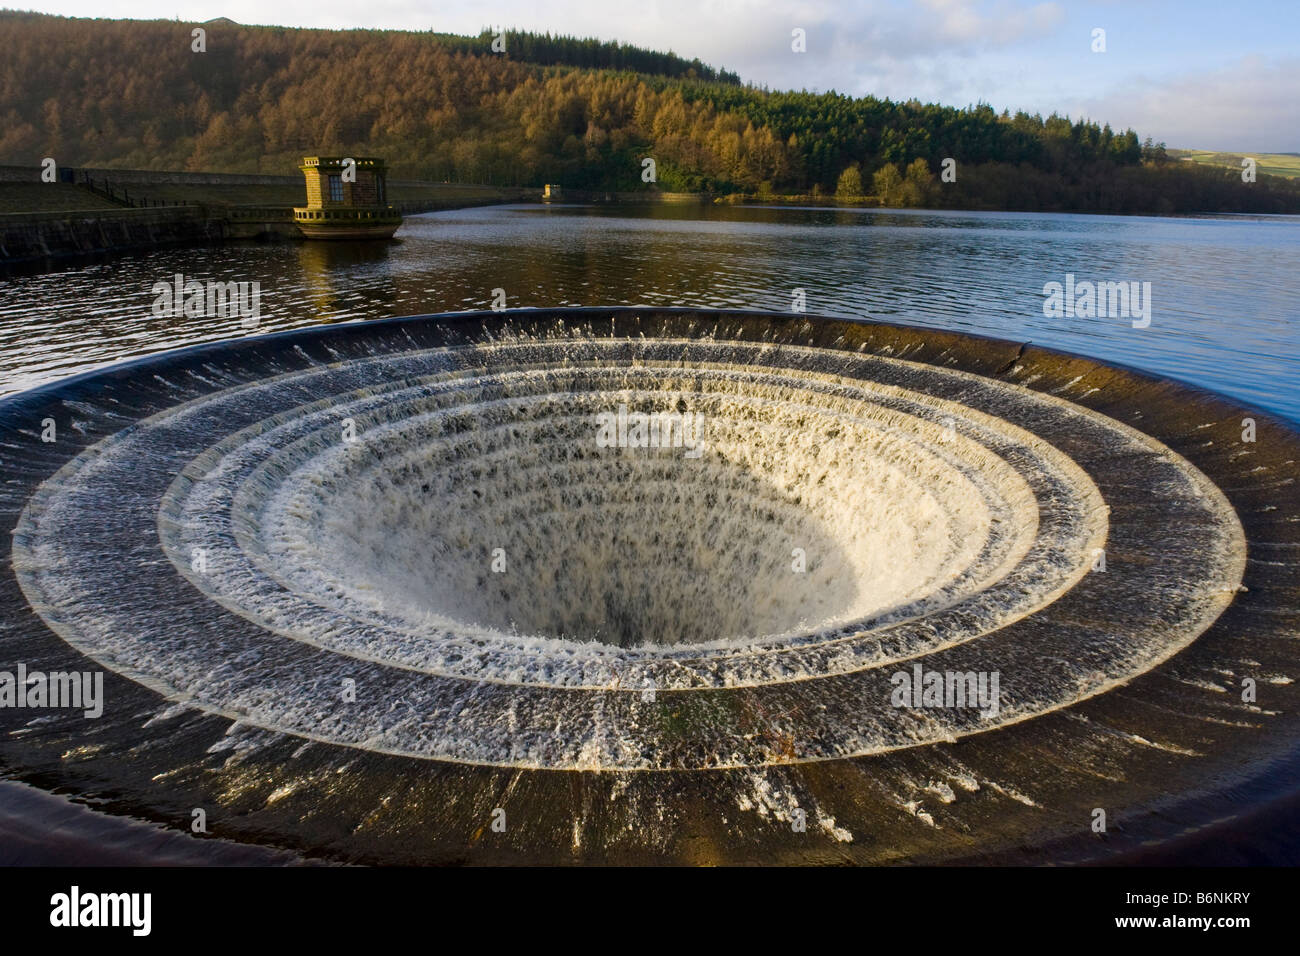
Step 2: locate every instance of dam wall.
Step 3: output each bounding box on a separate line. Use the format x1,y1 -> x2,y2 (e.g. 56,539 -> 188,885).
0,206 -> 226,263
0,164 -> 299,186
557,189 -> 711,203
0,161 -> 723,264
0,163 -> 541,264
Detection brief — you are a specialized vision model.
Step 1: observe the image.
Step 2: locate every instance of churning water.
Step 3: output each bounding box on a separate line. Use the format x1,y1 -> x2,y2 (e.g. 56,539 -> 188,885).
1,205 -> 1299,864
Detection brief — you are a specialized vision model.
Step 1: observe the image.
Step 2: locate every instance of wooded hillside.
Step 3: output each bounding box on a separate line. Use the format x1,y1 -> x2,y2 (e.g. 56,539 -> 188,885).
3,13 -> 1296,213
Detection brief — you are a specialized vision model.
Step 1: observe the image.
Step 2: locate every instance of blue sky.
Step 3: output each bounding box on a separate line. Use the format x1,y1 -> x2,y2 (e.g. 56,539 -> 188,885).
14,0 -> 1300,150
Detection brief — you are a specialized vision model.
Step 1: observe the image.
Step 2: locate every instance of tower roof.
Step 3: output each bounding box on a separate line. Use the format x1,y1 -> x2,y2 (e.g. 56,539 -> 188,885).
299,157 -> 388,172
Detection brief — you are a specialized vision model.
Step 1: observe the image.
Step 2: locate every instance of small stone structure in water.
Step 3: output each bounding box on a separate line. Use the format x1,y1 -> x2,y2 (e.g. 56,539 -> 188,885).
293,156 -> 402,240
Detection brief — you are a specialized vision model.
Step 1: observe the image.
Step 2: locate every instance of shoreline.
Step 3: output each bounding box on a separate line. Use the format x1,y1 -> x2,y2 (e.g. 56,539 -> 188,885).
0,163 -> 534,266
3,186 -> 1296,273
0,196 -> 528,269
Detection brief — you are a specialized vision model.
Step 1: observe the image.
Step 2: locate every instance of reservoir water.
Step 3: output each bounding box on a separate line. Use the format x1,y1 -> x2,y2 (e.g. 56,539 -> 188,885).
2,203 -> 1298,422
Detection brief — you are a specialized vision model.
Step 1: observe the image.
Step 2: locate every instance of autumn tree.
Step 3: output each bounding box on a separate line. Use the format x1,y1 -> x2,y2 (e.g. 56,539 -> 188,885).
901,158 -> 932,206
873,163 -> 903,206
835,163 -> 863,198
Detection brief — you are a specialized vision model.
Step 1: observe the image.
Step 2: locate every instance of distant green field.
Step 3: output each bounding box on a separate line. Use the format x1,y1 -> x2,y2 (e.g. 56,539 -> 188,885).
1169,149 -> 1300,179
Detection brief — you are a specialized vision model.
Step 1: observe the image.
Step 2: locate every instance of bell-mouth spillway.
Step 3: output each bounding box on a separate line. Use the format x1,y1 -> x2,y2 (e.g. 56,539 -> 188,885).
0,308 -> 1297,865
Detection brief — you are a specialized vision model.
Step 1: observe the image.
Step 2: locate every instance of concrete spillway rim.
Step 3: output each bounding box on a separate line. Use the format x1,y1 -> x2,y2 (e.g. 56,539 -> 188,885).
0,305 -> 1290,433
1,307 -> 1297,864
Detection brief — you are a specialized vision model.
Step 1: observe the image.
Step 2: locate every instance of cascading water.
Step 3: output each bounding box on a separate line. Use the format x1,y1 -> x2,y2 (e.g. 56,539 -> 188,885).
1,308 -> 1297,864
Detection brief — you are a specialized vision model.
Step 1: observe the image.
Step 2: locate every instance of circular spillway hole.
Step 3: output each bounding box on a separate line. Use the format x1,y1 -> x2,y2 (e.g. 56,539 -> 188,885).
2,312 -> 1280,867
244,364 -> 1029,650
8,323 -> 1255,783
307,442 -> 865,648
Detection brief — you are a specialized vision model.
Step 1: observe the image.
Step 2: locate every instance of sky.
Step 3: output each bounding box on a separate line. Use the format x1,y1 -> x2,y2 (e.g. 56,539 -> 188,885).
13,0 -> 1300,151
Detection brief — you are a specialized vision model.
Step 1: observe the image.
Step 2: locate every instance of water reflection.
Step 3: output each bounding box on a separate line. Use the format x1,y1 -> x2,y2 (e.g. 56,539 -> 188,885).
295,238 -> 401,318
1,203 -> 1297,421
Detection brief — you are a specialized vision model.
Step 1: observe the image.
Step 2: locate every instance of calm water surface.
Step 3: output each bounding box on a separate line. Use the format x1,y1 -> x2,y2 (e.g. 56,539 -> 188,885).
1,203 -> 1298,421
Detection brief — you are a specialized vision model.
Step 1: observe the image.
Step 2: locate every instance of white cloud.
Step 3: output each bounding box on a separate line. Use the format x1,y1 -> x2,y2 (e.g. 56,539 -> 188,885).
1064,55 -> 1300,150
917,0 -> 1066,47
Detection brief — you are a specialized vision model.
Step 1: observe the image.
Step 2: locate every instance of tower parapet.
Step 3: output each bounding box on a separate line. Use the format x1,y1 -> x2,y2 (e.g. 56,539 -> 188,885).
293,157 -> 402,239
